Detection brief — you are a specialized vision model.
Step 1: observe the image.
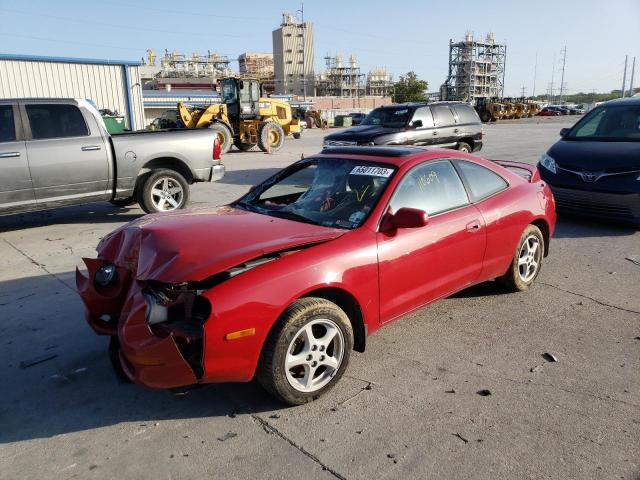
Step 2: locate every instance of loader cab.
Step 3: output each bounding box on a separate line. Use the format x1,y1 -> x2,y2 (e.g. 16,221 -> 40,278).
219,78 -> 261,121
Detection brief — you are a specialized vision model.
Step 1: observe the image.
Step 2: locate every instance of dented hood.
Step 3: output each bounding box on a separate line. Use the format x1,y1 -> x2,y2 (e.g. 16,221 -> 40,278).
97,206 -> 346,282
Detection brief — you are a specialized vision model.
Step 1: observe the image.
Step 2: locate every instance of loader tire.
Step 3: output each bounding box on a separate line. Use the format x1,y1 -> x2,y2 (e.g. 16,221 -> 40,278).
258,122 -> 285,152
209,123 -> 232,154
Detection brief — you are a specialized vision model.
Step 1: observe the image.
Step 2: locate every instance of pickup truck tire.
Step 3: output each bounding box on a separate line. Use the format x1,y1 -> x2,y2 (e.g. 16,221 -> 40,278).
234,139 -> 256,151
109,197 -> 135,207
258,122 -> 285,152
137,169 -> 189,214
209,123 -> 232,154
457,142 -> 471,153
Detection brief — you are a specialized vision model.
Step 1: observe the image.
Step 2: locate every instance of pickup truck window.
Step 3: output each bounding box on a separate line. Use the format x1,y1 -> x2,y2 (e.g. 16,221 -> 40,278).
26,104 -> 89,139
0,106 -> 16,142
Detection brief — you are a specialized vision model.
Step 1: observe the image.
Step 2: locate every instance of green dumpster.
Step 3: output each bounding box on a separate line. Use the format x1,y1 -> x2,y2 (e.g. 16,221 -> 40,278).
102,116 -> 127,134
333,115 -> 353,127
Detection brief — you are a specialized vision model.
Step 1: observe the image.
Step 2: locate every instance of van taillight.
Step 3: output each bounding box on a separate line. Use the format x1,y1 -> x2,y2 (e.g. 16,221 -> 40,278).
213,138 -> 221,160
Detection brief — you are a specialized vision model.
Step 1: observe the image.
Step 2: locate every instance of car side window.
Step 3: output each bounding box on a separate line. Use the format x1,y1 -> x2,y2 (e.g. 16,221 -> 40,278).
0,105 -> 16,142
432,106 -> 456,126
410,107 -> 435,128
26,104 -> 89,140
389,160 -> 469,216
455,160 -> 508,201
452,105 -> 480,124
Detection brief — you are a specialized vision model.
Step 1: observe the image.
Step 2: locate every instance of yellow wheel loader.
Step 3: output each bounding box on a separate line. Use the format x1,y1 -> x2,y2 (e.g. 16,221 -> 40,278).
178,77 -> 302,154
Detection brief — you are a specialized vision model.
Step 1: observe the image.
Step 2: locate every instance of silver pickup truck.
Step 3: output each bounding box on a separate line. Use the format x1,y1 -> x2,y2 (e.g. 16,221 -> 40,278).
0,98 -> 225,215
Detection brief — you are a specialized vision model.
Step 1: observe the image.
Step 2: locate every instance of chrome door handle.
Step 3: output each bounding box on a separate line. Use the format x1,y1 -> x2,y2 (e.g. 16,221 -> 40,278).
81,145 -> 101,151
432,131 -> 438,135
0,152 -> 20,158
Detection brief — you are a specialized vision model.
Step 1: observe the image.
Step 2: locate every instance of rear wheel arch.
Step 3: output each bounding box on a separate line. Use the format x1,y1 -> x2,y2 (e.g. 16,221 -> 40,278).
138,157 -> 194,185
530,218 -> 550,256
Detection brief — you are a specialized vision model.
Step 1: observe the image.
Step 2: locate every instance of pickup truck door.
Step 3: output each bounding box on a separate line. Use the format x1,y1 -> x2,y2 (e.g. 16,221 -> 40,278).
21,102 -> 111,206
0,104 -> 35,211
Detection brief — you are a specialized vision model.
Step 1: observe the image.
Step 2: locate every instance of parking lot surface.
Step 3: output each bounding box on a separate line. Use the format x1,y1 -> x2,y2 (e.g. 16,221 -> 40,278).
1,117 -> 639,480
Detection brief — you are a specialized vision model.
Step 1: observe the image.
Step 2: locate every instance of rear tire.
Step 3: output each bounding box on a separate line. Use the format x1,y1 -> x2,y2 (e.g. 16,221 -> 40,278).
293,132 -> 302,139
256,297 -> 353,405
498,225 -> 544,292
457,142 -> 471,153
258,122 -> 285,152
479,110 -> 491,123
209,123 -> 232,154
137,169 -> 189,214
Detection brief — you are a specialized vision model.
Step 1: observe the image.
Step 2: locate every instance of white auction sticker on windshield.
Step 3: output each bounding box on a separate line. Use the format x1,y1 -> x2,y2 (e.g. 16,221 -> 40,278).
350,166 -> 394,177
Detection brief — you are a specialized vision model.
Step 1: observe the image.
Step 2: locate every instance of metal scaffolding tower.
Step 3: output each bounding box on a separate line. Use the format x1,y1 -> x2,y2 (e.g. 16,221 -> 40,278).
315,54 -> 365,97
441,32 -> 506,102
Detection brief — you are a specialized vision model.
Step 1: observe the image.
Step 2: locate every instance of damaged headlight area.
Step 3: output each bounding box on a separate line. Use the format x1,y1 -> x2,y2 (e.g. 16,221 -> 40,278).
142,282 -> 212,378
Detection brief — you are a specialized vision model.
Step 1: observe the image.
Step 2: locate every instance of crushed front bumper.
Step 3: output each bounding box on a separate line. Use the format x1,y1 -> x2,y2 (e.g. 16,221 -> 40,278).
76,260 -> 199,388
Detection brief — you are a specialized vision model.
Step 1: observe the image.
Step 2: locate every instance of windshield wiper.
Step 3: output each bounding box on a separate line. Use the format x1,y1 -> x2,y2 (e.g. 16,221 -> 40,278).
266,210 -> 319,225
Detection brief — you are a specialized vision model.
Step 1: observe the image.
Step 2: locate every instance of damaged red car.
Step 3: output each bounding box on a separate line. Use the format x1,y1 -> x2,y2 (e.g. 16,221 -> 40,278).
77,146 -> 556,405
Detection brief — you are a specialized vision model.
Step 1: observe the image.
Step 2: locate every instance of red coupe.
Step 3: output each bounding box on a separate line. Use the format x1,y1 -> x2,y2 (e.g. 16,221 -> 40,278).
77,146 -> 556,405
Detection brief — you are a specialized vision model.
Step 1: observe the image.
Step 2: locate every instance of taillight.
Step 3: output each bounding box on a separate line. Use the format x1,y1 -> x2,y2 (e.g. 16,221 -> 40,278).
213,138 -> 221,160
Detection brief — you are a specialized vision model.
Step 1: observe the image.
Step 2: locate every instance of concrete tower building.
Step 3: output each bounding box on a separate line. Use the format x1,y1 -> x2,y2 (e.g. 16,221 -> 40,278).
272,12 -> 314,97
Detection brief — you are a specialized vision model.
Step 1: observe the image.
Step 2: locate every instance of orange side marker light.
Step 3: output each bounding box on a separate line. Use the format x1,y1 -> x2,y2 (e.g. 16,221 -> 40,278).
224,328 -> 256,341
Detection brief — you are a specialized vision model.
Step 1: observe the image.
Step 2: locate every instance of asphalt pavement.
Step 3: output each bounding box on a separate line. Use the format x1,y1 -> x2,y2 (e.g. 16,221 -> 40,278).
1,116 -> 639,480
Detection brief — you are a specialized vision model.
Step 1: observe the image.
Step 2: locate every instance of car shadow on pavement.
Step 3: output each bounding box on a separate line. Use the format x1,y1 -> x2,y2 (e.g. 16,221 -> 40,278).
450,281 -> 507,299
552,216 -> 637,239
0,203 -> 143,232
0,270 -> 285,444
215,168 -> 282,186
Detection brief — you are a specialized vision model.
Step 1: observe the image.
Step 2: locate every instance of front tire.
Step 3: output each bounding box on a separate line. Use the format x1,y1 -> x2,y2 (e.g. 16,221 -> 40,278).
498,224 -> 544,292
457,142 -> 471,153
137,169 -> 189,214
256,297 -> 353,405
209,123 -> 233,154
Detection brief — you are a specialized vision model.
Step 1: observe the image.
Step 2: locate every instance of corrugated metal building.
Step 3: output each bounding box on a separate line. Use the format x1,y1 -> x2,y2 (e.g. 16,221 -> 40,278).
0,54 -> 145,130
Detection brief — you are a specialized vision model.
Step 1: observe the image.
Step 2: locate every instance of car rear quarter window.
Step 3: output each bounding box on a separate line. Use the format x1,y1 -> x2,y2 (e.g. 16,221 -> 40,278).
455,160 -> 508,201
389,160 -> 469,216
26,104 -> 89,139
0,105 -> 16,142
452,105 -> 480,124
431,106 -> 456,127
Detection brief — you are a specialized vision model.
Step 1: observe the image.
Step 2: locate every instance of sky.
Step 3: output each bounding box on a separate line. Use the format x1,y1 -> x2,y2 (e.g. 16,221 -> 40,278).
1,0 -> 639,97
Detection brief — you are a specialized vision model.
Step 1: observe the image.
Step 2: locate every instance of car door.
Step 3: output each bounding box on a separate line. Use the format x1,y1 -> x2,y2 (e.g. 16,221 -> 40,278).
0,103 -> 35,212
377,159 -> 487,323
405,107 -> 438,146
431,105 -> 458,147
21,102 -> 110,206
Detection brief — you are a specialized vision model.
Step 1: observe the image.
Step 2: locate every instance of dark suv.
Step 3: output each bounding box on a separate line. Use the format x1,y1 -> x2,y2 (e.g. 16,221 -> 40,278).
323,102 -> 483,152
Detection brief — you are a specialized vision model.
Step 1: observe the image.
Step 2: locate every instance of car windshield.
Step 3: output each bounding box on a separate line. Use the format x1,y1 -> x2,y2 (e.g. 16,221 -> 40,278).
566,104 -> 640,141
234,157 -> 396,229
362,107 -> 412,128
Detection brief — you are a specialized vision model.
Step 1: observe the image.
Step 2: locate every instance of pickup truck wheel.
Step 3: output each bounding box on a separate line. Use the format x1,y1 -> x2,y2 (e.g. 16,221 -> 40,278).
457,142 -> 471,153
109,197 -> 135,207
258,122 -> 285,152
209,123 -> 232,154
256,297 -> 353,405
138,169 -> 189,214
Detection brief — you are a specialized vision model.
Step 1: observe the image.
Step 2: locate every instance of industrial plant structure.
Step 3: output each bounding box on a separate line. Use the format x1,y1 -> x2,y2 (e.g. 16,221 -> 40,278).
366,68 -> 394,97
315,54 -> 365,98
238,52 -> 274,78
440,32 -> 506,102
272,13 -> 315,97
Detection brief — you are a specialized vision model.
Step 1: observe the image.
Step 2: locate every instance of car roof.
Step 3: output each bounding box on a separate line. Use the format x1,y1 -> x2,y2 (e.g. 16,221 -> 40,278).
602,97 -> 640,106
318,146 -> 463,168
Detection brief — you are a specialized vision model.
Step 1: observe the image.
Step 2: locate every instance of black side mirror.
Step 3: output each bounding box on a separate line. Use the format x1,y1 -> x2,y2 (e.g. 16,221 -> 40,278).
411,120 -> 423,129
560,128 -> 569,137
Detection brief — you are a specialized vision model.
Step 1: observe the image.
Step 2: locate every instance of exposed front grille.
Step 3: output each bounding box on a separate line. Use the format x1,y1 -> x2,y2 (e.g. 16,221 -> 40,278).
551,186 -> 640,220
323,140 -> 358,147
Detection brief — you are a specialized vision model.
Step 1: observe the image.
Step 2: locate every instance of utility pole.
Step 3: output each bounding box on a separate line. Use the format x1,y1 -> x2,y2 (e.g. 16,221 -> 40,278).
558,46 -> 567,104
549,53 -> 556,104
532,52 -> 538,97
628,56 -> 636,97
622,55 -> 628,98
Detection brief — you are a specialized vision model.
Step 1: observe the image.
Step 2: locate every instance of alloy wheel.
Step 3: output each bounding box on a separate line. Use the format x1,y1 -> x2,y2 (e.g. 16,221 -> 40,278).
518,234 -> 541,282
150,177 -> 184,211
